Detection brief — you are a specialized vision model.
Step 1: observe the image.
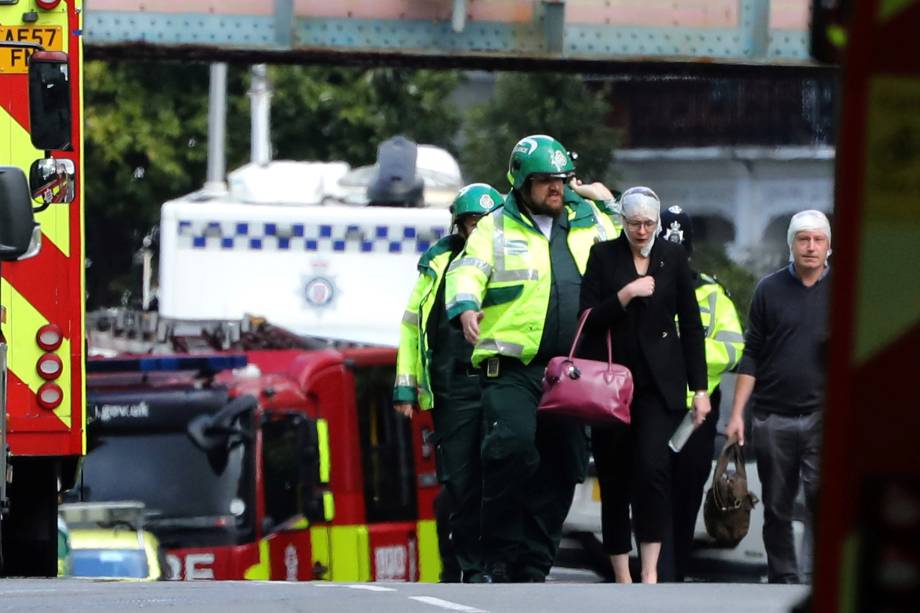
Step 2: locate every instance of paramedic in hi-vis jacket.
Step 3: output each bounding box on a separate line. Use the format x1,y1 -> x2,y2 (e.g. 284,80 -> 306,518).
393,184 -> 502,583
445,135 -> 618,582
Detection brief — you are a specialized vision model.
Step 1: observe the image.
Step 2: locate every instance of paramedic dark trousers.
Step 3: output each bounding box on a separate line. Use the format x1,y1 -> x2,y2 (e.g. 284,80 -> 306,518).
431,367 -> 485,580
478,358 -> 589,581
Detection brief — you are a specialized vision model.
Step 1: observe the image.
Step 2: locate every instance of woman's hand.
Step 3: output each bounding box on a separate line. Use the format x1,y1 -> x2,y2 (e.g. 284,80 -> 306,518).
691,392 -> 711,427
618,276 -> 655,306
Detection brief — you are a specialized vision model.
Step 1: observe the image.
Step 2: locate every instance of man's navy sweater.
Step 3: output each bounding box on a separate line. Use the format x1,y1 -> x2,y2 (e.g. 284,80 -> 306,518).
738,263 -> 831,415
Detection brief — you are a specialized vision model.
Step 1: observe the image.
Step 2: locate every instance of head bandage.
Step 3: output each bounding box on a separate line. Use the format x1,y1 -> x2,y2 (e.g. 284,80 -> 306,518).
787,210 -> 832,261
620,186 -> 661,257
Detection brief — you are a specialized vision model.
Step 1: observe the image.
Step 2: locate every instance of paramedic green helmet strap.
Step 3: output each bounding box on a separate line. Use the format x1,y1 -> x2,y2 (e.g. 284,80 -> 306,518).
507,135 -> 575,190
450,183 -> 503,219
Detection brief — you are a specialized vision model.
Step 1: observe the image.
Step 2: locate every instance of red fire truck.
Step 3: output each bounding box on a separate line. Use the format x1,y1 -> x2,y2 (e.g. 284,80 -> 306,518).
75,317 -> 441,581
1,0 -> 83,577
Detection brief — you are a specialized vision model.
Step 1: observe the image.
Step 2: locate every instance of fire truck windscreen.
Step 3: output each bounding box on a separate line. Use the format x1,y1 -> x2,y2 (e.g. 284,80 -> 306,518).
76,388 -> 255,546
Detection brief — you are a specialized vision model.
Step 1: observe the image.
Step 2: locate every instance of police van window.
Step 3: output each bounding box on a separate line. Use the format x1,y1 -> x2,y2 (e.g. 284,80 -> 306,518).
354,364 -> 417,522
262,417 -> 303,530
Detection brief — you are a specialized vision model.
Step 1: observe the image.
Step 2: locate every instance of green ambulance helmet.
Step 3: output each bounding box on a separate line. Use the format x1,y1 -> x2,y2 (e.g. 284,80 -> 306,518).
506,134 -> 575,190
450,183 -> 503,220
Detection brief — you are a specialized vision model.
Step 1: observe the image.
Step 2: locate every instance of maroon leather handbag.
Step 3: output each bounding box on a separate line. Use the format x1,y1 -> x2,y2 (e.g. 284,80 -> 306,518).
537,308 -> 634,425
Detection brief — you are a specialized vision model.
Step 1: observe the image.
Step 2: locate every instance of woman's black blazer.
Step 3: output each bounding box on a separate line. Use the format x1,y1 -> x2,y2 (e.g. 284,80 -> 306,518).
578,234 -> 707,412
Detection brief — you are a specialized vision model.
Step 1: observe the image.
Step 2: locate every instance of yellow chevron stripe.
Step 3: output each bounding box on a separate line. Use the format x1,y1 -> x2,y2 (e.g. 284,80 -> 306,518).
0,281 -> 71,428
0,102 -> 71,258
1,0 -> 73,256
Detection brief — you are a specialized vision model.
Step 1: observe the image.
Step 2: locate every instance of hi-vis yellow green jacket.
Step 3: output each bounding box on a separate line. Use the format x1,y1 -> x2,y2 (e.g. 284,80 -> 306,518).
445,188 -> 618,367
393,235 -> 462,410
684,273 -> 745,406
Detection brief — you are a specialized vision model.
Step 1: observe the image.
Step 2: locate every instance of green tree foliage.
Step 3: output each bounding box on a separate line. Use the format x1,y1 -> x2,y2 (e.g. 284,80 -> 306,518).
460,73 -> 618,190
83,62 -> 460,307
267,66 -> 460,165
83,61 -> 221,308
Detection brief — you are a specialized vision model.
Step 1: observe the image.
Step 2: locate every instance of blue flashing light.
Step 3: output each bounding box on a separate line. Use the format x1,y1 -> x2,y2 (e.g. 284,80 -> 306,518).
88,354 -> 248,374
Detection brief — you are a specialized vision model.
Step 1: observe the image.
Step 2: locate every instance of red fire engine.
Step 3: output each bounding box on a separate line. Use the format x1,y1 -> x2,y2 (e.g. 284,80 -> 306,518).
76,316 -> 441,581
1,0 -> 83,576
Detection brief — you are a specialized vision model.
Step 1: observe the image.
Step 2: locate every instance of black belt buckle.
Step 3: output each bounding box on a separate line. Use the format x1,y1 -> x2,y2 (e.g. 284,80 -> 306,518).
485,357 -> 500,378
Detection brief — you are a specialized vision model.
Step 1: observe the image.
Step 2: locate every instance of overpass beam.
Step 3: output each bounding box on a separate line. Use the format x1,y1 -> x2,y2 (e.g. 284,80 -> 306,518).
542,0 -> 566,54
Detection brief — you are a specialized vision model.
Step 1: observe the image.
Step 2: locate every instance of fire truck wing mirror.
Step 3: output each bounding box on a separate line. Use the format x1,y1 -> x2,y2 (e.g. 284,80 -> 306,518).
29,50 -> 72,152
30,157 -> 76,207
187,394 -> 257,473
0,166 -> 40,262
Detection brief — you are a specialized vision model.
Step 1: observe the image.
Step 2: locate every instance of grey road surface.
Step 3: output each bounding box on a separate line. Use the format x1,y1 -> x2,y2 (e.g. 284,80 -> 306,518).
0,579 -> 809,613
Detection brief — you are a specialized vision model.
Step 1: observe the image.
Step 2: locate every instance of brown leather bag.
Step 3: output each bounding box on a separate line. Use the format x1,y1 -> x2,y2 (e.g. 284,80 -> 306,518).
703,436 -> 759,547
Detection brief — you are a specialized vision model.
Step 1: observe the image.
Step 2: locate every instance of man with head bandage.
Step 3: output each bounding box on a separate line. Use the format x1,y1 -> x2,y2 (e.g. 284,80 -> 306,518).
726,209 -> 832,584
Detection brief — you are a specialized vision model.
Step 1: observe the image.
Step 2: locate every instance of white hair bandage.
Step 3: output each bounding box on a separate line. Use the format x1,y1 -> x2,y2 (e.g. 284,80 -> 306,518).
620,186 -> 661,257
787,210 -> 832,261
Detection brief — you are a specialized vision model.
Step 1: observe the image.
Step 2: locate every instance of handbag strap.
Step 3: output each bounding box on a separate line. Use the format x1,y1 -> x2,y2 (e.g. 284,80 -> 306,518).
569,308 -> 612,367
730,439 -> 748,481
712,435 -> 746,510
713,436 -> 736,483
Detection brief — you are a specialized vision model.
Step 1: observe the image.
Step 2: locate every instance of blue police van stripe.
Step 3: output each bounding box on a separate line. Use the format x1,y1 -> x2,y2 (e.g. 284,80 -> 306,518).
176,219 -> 449,254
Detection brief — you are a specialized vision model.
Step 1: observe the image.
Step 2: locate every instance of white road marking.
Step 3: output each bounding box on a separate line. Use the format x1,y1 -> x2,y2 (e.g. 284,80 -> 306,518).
409,596 -> 488,613
311,583 -> 397,592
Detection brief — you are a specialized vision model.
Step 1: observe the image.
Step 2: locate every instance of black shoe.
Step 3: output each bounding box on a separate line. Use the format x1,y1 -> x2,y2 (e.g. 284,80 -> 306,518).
487,562 -> 512,583
513,567 -> 546,583
462,571 -> 492,584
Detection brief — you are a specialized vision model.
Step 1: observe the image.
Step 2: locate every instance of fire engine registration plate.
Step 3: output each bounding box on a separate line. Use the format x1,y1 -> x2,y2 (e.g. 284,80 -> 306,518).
0,26 -> 63,74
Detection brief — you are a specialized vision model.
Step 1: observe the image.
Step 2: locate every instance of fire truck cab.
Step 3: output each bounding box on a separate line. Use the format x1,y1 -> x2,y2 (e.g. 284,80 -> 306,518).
75,342 -> 440,582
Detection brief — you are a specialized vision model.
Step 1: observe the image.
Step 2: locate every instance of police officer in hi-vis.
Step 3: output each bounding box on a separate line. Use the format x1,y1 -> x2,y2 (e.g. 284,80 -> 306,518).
393,183 -> 502,583
446,135 -> 618,582
656,204 -> 745,582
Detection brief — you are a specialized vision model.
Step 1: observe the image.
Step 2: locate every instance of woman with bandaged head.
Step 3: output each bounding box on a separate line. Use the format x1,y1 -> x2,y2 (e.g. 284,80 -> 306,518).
578,187 -> 709,583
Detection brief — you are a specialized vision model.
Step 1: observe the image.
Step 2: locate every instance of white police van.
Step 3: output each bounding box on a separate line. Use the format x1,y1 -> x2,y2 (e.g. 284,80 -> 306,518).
157,160 -> 453,347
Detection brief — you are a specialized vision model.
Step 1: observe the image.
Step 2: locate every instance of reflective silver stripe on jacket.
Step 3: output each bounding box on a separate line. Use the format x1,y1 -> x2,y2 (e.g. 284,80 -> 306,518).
493,211 -> 506,275
447,293 -> 482,312
395,374 -> 417,388
715,330 -> 744,367
490,211 -> 539,282
449,256 -> 493,277
402,311 -> 419,326
702,291 -> 718,336
476,338 -> 525,358
715,330 -> 744,344
590,206 -> 609,242
493,269 -> 540,282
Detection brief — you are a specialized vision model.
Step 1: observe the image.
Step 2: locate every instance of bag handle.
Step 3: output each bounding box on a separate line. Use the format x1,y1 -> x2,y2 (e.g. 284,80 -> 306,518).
711,435 -> 747,510
569,308 -> 612,368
